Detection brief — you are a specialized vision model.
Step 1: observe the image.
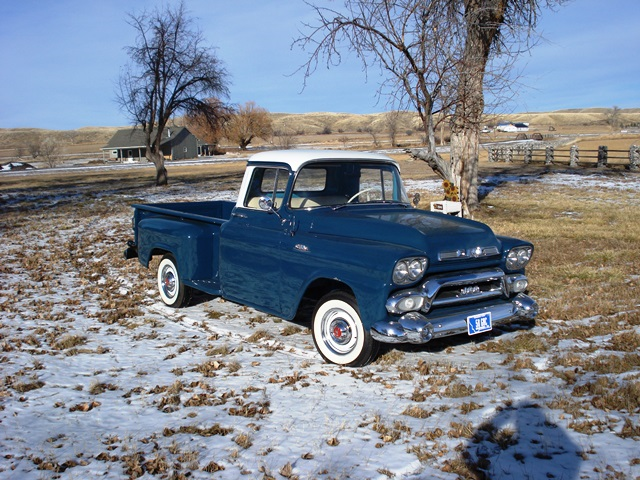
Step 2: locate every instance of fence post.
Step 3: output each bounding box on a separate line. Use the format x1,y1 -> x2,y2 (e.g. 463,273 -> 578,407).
545,146 -> 554,165
489,146 -> 500,163
505,147 -> 513,163
597,146 -> 608,168
629,145 -> 639,170
569,145 -> 580,167
524,146 -> 532,164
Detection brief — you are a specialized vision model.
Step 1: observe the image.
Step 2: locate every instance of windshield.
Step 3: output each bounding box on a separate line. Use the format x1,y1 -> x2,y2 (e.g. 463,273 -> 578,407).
290,161 -> 410,209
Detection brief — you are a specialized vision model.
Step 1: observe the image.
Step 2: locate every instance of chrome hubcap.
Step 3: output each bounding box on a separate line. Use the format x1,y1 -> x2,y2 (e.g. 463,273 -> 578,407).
321,307 -> 356,355
161,267 -> 176,298
330,318 -> 352,345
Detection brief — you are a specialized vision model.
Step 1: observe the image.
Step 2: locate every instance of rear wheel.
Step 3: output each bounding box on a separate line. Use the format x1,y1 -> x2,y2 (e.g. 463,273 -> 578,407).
312,291 -> 379,367
157,254 -> 191,307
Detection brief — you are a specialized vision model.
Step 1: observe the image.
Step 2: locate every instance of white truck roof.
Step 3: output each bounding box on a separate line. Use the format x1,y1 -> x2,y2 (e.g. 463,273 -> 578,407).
247,149 -> 396,173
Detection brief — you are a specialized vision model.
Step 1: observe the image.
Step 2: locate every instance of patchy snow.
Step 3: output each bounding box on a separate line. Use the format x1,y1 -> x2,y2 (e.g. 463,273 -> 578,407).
1,167 -> 639,479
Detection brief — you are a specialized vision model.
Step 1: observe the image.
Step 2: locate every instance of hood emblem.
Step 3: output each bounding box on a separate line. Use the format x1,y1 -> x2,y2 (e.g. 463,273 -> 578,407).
439,246 -> 500,261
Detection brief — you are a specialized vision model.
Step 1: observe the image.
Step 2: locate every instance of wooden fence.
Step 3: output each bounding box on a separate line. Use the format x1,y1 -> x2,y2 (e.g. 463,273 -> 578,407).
486,144 -> 640,170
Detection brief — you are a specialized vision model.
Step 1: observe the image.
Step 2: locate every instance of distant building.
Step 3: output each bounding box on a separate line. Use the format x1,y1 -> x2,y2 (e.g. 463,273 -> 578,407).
102,127 -> 206,162
496,122 -> 529,133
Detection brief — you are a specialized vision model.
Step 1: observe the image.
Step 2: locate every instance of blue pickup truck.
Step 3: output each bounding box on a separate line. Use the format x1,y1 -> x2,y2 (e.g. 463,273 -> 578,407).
125,150 -> 538,366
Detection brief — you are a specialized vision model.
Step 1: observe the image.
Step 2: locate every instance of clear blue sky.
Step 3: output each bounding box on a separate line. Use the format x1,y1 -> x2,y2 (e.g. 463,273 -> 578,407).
1,0 -> 638,130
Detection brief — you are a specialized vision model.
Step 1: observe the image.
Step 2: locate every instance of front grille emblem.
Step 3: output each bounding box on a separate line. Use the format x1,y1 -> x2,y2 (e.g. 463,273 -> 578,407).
460,286 -> 481,296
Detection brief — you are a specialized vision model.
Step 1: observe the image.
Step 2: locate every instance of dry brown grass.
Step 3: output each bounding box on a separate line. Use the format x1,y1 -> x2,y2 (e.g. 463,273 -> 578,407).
474,179 -> 640,323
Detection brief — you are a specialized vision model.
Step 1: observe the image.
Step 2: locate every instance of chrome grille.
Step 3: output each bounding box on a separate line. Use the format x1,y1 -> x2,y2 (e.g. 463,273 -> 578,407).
431,278 -> 504,307
420,268 -> 507,312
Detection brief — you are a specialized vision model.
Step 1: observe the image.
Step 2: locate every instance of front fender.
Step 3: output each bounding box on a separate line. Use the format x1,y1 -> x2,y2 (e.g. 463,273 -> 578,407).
282,236 -> 423,328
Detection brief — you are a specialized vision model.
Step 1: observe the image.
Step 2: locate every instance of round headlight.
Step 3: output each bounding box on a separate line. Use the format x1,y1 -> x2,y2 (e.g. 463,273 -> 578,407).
393,257 -> 428,285
506,246 -> 532,271
408,259 -> 425,280
393,262 -> 409,284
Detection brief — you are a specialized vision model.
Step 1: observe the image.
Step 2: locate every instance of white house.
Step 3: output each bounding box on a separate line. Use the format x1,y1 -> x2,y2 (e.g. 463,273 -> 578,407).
496,122 -> 529,133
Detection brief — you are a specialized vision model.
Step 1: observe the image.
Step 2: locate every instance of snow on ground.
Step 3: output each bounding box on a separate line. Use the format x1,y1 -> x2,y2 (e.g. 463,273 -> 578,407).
0,167 -> 639,479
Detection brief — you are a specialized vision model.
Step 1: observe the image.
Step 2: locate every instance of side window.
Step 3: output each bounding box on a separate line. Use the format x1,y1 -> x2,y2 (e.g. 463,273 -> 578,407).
293,167 -> 327,193
243,167 -> 289,209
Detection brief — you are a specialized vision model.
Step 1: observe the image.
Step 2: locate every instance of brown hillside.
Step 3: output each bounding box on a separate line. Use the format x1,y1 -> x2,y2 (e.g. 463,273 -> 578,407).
1,108 -> 639,162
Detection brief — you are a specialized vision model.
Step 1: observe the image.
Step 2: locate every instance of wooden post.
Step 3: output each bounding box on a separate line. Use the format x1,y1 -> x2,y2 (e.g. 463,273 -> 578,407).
524,145 -> 532,164
569,145 -> 580,167
629,145 -> 639,170
505,147 -> 513,163
545,146 -> 554,165
597,146 -> 608,168
488,146 -> 496,162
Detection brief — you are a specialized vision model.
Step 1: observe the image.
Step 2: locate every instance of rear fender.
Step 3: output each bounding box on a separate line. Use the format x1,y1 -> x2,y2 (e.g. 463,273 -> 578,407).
137,218 -> 219,282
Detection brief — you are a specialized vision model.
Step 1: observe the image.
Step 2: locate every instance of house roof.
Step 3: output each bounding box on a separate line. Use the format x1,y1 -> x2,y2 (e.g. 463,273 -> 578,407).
103,127 -> 191,149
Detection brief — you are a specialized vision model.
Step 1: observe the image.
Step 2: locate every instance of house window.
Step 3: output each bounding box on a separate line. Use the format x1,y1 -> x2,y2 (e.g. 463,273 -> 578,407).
183,147 -> 188,153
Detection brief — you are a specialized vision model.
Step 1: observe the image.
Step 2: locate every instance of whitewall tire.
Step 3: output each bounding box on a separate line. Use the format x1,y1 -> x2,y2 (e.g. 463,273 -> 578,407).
157,254 -> 191,308
312,291 -> 379,367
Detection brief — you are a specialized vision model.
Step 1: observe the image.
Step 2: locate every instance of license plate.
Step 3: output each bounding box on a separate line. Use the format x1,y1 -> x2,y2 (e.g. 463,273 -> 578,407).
467,312 -> 492,335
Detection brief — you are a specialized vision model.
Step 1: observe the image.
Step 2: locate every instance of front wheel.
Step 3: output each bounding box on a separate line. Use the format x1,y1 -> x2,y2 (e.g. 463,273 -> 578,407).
312,291 -> 379,367
157,254 -> 191,308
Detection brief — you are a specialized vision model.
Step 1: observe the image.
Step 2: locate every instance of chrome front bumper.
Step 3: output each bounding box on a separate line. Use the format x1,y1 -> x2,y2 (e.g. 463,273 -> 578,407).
370,293 -> 538,344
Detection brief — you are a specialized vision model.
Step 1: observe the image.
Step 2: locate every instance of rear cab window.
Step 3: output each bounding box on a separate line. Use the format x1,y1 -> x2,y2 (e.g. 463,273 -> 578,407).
290,161 -> 408,209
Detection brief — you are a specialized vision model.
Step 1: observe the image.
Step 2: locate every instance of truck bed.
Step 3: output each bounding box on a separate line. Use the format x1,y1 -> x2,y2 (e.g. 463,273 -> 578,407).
132,200 -> 235,225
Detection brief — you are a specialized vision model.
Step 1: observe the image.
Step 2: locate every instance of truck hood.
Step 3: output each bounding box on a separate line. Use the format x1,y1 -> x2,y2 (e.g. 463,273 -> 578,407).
307,206 -> 502,261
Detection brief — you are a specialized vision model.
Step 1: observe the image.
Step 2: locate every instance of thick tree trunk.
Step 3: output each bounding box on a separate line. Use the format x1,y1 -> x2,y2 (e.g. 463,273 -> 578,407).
449,0 -> 506,217
148,150 -> 168,186
449,128 -> 479,216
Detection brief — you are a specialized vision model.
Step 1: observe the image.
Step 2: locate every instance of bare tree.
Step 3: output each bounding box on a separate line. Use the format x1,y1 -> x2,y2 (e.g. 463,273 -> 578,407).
185,98 -> 233,152
448,0 -> 563,215
117,1 -> 229,185
338,135 -> 350,148
295,1 -> 457,171
274,129 -> 299,149
40,138 -> 62,168
384,110 -> 402,147
364,126 -> 381,148
27,136 -> 43,159
295,0 -> 564,215
225,101 -> 273,150
273,121 -> 299,149
606,106 -> 622,131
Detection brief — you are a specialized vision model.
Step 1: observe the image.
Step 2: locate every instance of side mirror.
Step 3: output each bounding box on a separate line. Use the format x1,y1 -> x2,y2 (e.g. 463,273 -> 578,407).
258,196 -> 283,220
258,196 -> 274,211
412,192 -> 421,207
